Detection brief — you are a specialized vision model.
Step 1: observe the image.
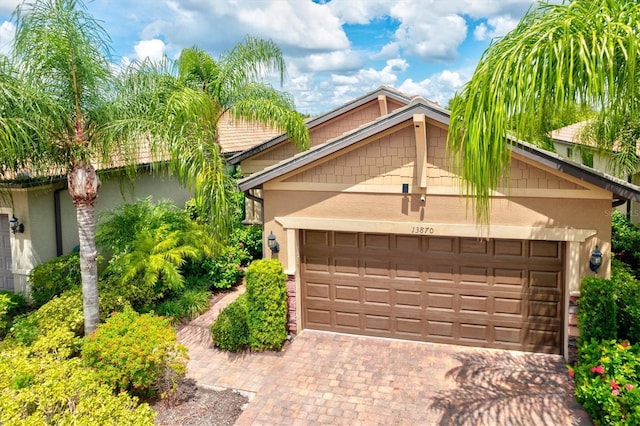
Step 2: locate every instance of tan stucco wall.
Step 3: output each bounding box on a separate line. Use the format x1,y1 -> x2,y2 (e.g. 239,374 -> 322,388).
58,171 -> 192,255
0,171 -> 192,295
262,189 -> 610,288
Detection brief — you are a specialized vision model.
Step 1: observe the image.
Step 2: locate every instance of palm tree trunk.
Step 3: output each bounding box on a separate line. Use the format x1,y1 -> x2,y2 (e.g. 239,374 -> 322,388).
68,163 -> 101,334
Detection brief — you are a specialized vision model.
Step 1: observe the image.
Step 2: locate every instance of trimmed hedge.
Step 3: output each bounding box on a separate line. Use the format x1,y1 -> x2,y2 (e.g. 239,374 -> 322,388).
578,277 -> 617,345
245,259 -> 288,351
211,293 -> 249,351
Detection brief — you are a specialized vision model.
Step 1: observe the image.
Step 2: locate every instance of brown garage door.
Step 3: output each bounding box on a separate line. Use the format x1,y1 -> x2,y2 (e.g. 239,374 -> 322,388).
301,230 -> 564,354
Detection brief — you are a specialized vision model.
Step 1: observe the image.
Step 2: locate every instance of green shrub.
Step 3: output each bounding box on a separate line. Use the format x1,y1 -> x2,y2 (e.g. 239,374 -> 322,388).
34,290 -> 84,336
211,293 -> 249,351
28,252 -> 81,307
612,210 -> 640,277
229,225 -> 263,263
245,259 -> 287,351
579,277 -> 617,344
571,340 -> 640,425
178,289 -> 211,320
612,260 -> 640,344
7,314 -> 39,346
0,291 -> 26,336
155,299 -> 187,325
0,347 -> 155,425
82,307 -> 187,398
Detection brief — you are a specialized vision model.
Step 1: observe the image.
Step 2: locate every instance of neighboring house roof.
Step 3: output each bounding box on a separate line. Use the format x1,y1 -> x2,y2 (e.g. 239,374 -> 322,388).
238,98 -> 640,202
550,121 -> 590,145
227,86 -> 414,166
0,111 -> 278,185
217,111 -> 283,155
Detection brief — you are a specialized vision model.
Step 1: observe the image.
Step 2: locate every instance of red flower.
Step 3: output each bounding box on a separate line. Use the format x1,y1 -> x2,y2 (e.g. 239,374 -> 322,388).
621,341 -> 630,348
612,389 -> 620,396
610,380 -> 620,390
591,365 -> 605,374
239,242 -> 244,248
626,384 -> 634,391
568,369 -> 575,378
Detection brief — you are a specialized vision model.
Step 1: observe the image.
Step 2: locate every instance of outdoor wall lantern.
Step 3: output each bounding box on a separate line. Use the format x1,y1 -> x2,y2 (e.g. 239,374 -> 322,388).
267,231 -> 279,253
589,245 -> 602,274
9,215 -> 24,234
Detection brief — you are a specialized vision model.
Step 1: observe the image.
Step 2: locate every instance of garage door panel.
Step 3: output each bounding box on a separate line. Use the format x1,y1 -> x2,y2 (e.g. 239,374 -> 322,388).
301,231 -> 563,354
494,297 -> 523,316
335,284 -> 360,302
335,311 -> 360,328
494,240 -> 524,256
365,314 -> 391,331
334,257 -> 359,274
364,260 -> 391,277
425,237 -> 455,252
364,233 -> 390,249
305,281 -> 330,300
395,289 -> 422,307
365,287 -> 390,305
335,232 -> 358,247
305,230 -> 330,246
530,270 -> 562,288
529,241 -> 561,258
460,295 -> 489,313
306,309 -> 331,327
304,256 -> 331,273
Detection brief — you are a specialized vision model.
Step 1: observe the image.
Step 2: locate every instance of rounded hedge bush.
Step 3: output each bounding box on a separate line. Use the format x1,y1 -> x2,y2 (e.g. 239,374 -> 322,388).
211,293 -> 249,351
245,259 -> 287,351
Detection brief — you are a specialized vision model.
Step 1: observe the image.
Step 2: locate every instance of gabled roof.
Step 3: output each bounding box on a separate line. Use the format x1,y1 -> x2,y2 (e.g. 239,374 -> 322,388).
238,98 -> 640,202
227,86 -> 413,165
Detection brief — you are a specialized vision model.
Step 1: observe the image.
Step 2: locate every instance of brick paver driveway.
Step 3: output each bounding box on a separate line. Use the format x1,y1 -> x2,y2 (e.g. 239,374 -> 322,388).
185,314 -> 591,425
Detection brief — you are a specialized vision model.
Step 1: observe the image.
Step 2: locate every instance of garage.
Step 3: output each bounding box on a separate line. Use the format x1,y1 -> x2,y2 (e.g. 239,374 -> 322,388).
301,230 -> 564,354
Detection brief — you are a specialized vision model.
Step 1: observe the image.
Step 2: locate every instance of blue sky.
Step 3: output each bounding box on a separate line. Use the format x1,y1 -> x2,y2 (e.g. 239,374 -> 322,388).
0,0 -> 542,115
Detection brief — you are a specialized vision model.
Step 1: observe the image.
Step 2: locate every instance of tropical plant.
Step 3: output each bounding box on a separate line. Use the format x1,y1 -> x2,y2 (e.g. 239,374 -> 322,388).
177,42 -> 309,224
448,0 -> 640,222
1,0 -> 308,335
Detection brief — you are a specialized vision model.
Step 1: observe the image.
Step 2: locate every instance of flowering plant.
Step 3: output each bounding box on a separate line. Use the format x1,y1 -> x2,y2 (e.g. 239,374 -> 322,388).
571,340 -> 640,424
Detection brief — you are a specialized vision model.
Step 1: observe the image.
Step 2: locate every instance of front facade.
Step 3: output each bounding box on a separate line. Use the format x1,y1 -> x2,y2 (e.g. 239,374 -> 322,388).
239,96 -> 640,358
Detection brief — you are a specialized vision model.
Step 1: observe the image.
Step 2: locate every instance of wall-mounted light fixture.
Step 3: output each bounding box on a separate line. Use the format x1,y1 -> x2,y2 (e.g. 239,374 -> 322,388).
589,245 -> 602,274
9,215 -> 24,234
267,231 -> 279,253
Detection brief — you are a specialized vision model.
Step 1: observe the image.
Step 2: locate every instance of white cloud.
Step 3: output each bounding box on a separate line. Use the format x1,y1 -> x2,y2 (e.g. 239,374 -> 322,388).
326,0 -> 391,25
0,20 -> 14,55
474,16 -> 522,41
133,39 -> 166,62
398,68 -> 472,106
299,50 -> 364,73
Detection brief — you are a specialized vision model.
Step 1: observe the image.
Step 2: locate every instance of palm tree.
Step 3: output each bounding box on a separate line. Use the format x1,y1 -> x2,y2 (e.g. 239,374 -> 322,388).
1,0 -> 309,334
448,0 -> 640,222
176,43 -> 310,226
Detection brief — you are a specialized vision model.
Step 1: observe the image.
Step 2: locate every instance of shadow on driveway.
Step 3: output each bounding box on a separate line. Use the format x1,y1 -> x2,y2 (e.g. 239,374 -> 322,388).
430,351 -> 592,425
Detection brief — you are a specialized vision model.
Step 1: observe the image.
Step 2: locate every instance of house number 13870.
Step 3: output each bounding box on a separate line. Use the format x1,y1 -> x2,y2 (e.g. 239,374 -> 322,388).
411,226 -> 434,234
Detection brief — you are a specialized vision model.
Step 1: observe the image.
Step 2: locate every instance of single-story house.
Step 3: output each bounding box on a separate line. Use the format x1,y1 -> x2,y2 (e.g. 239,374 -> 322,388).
0,113 -> 280,294
237,93 -> 640,358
